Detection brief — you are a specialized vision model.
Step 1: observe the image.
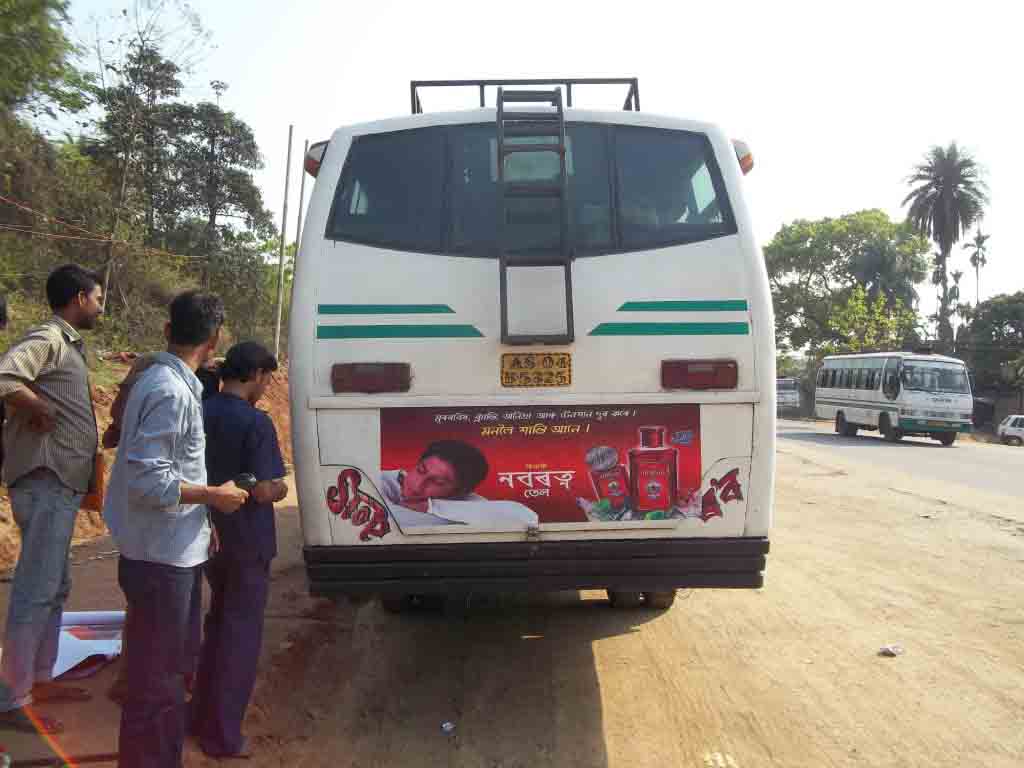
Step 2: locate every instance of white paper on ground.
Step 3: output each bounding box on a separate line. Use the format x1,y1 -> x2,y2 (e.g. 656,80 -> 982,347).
53,610 -> 125,679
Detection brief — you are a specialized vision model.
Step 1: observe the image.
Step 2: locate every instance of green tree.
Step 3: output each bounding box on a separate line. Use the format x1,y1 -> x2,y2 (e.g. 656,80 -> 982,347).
172,100 -> 275,261
961,292 -> 1024,389
0,0 -> 91,116
963,228 -> 989,306
824,286 -> 918,355
94,43 -> 184,245
903,142 -> 988,350
765,209 -> 928,353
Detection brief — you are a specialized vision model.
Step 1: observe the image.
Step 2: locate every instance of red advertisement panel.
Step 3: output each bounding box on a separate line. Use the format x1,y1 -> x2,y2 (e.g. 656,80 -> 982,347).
379,404 -> 701,528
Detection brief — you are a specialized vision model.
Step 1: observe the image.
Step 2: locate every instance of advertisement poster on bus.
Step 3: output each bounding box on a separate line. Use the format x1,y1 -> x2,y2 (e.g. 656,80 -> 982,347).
371,404 -> 728,533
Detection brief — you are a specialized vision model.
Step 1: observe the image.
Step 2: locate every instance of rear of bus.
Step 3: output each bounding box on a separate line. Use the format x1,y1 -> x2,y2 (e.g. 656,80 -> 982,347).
290,85 -> 774,602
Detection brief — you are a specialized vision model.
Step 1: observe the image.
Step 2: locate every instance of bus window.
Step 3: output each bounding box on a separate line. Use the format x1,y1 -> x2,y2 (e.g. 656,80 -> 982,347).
450,124 -> 613,255
327,128 -> 446,252
901,361 -> 970,394
616,127 -> 736,250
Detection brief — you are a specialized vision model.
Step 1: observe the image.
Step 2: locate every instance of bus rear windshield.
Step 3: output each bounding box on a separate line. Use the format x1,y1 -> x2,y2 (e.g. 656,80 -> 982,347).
326,123 -> 736,256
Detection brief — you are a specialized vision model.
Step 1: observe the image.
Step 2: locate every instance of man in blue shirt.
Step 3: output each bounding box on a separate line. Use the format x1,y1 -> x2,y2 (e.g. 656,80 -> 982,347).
191,341 -> 288,760
104,291 -> 249,768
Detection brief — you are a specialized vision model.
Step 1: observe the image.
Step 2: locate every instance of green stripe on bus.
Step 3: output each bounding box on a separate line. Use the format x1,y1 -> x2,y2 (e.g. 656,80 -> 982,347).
816,398 -> 899,412
317,304 -> 456,315
589,322 -> 749,336
317,324 -> 483,339
618,300 -> 749,312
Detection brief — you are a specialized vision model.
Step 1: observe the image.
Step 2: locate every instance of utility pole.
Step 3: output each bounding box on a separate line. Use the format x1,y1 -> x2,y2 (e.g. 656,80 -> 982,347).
295,139 -> 309,257
273,125 -> 293,359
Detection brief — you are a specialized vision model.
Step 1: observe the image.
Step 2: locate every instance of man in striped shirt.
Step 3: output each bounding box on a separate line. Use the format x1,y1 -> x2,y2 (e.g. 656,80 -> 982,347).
0,265 -> 104,735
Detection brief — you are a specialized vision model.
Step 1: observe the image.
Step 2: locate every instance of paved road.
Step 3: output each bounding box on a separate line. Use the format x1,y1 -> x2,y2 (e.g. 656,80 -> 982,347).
777,418 -> 1023,500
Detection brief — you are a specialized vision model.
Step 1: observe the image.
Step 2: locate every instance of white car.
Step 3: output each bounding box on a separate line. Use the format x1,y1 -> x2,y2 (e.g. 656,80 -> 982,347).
997,415 -> 1024,446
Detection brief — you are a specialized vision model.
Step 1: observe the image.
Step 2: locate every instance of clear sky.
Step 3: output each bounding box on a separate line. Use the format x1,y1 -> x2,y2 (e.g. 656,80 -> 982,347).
68,0 -> 1021,324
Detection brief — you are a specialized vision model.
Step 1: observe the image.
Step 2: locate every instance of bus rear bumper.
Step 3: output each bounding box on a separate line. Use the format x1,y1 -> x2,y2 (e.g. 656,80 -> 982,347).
304,537 -> 769,597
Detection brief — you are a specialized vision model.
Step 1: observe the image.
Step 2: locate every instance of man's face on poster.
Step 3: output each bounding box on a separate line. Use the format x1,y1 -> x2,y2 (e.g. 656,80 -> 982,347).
400,456 -> 460,512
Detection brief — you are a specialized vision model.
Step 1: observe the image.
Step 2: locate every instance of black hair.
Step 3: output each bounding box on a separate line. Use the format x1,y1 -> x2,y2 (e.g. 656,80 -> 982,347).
196,364 -> 222,400
420,440 -> 489,495
0,295 -> 7,330
46,264 -> 102,311
220,341 -> 278,383
168,290 -> 225,347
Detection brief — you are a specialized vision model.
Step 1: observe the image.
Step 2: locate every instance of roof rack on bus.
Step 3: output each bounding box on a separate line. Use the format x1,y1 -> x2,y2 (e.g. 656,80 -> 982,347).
409,77 -> 640,114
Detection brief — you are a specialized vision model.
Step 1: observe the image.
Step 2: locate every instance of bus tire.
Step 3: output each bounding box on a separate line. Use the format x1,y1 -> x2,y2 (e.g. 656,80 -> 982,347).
880,414 -> 902,443
643,591 -> 677,610
938,432 -> 957,447
608,590 -> 644,608
836,412 -> 857,437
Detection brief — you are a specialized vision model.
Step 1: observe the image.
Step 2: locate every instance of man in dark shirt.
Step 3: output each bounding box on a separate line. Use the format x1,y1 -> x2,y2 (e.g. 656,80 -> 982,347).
191,342 -> 288,759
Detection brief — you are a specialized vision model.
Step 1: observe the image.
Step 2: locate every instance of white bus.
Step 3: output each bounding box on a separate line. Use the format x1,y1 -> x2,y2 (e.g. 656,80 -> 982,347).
289,78 -> 774,610
776,377 -> 801,413
814,351 -> 973,446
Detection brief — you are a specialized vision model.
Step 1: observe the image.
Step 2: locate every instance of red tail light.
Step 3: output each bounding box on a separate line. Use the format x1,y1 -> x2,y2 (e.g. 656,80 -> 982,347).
732,139 -> 754,175
661,360 -> 738,390
304,140 -> 329,178
331,363 -> 411,393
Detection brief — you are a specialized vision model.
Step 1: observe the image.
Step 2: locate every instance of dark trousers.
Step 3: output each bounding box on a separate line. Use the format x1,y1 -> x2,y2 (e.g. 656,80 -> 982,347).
118,556 -> 198,768
192,553 -> 271,756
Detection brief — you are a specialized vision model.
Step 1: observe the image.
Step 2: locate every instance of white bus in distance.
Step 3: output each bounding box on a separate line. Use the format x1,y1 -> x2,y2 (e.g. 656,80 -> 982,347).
289,77 -> 775,611
776,377 -> 800,414
814,351 -> 973,446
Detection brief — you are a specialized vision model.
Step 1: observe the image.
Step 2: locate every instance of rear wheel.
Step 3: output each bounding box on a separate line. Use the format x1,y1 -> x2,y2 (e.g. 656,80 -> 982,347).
607,590 -> 644,608
643,591 -> 677,610
880,414 -> 902,443
1011,436 -> 1024,447
836,412 -> 858,437
938,432 -> 957,447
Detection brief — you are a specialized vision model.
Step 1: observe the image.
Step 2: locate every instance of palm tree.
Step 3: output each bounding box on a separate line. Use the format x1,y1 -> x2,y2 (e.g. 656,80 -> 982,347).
903,142 -> 988,351
963,228 -> 989,305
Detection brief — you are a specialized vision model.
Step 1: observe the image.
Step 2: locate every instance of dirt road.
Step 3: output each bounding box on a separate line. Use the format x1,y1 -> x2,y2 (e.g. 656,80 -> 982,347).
4,436 -> 1022,767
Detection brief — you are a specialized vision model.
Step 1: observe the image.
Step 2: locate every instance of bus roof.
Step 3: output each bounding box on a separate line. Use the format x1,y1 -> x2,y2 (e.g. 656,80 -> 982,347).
821,351 -> 966,365
327,108 -> 724,144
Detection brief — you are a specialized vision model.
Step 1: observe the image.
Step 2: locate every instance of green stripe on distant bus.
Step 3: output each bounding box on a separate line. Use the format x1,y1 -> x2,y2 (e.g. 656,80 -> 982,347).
617,300 -> 749,312
589,322 -> 749,336
318,304 -> 455,315
815,397 -> 898,412
317,324 -> 483,339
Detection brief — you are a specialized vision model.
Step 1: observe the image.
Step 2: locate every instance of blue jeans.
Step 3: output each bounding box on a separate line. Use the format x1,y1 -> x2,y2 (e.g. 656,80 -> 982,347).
0,468 -> 82,711
118,556 -> 198,768
192,554 -> 271,755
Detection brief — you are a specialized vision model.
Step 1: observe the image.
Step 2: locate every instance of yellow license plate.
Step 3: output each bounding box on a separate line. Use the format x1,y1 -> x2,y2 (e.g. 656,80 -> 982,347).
501,353 -> 572,388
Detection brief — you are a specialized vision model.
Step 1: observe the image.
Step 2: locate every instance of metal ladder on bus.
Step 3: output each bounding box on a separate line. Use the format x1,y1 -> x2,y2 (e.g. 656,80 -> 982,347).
496,87 -> 574,345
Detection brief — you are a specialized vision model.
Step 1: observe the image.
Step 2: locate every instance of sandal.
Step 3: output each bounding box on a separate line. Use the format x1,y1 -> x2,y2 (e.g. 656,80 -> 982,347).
0,706 -> 64,734
31,682 -> 93,702
201,737 -> 252,760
